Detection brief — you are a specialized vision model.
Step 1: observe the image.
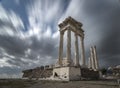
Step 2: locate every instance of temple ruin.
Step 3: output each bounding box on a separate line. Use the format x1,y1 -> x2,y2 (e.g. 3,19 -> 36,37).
22,16 -> 100,81
56,16 -> 85,67
88,46 -> 99,71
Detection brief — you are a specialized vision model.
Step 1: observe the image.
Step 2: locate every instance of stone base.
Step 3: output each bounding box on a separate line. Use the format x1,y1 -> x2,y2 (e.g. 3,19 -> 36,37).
53,66 -> 81,81
81,68 -> 100,79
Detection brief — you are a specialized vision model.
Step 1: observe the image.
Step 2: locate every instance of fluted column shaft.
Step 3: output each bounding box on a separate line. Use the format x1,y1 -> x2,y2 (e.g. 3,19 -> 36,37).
90,47 -> 96,70
74,34 -> 79,66
88,57 -> 92,68
80,37 -> 86,67
93,46 -> 99,70
58,32 -> 64,66
66,29 -> 71,66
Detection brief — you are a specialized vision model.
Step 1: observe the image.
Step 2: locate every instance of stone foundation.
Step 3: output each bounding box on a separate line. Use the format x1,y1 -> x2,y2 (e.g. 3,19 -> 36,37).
81,68 -> 100,79
53,66 -> 81,81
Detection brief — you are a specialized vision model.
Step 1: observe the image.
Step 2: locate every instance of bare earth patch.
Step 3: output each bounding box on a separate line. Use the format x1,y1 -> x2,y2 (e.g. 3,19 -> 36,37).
0,79 -> 119,88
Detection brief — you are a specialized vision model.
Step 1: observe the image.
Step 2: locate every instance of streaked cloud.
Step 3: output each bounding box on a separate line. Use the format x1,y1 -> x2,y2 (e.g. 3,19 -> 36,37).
0,0 -> 120,78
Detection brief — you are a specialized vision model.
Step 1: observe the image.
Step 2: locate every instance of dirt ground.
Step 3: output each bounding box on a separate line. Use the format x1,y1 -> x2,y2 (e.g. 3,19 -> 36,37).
0,79 -> 119,88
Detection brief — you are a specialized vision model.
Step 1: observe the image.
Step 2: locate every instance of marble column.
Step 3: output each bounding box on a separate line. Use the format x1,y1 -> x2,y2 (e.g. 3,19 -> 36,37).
88,57 -> 92,69
66,29 -> 71,66
74,33 -> 79,66
58,31 -> 64,66
93,46 -> 99,70
80,37 -> 86,67
90,47 -> 95,70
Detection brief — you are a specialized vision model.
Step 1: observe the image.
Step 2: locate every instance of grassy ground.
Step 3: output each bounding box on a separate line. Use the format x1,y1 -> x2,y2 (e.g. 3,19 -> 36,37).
0,79 -> 119,88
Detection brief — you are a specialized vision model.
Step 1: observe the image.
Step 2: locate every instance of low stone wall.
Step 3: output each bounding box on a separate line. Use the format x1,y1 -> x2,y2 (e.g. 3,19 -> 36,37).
81,68 -> 99,79
22,67 -> 53,79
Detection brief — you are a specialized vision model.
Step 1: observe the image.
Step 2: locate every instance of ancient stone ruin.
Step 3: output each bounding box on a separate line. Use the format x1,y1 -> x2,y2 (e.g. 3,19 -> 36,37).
22,65 -> 53,80
22,16 -> 100,81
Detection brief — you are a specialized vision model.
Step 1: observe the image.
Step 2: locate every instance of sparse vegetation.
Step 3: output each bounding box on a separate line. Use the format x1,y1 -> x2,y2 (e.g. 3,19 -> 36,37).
101,68 -> 107,75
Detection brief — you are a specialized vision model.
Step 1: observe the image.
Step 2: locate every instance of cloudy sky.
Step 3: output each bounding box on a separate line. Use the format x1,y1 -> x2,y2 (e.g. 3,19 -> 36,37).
0,0 -> 120,78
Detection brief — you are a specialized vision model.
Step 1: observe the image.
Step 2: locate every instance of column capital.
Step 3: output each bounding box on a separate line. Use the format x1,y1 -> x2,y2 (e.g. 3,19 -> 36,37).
60,31 -> 64,35
74,33 -> 78,38
80,36 -> 84,41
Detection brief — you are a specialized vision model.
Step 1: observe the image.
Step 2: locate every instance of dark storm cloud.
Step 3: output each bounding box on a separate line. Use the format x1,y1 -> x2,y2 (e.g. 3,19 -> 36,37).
6,57 -> 28,67
0,36 -> 28,56
82,0 -> 120,67
0,34 -> 58,64
29,36 -> 58,57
